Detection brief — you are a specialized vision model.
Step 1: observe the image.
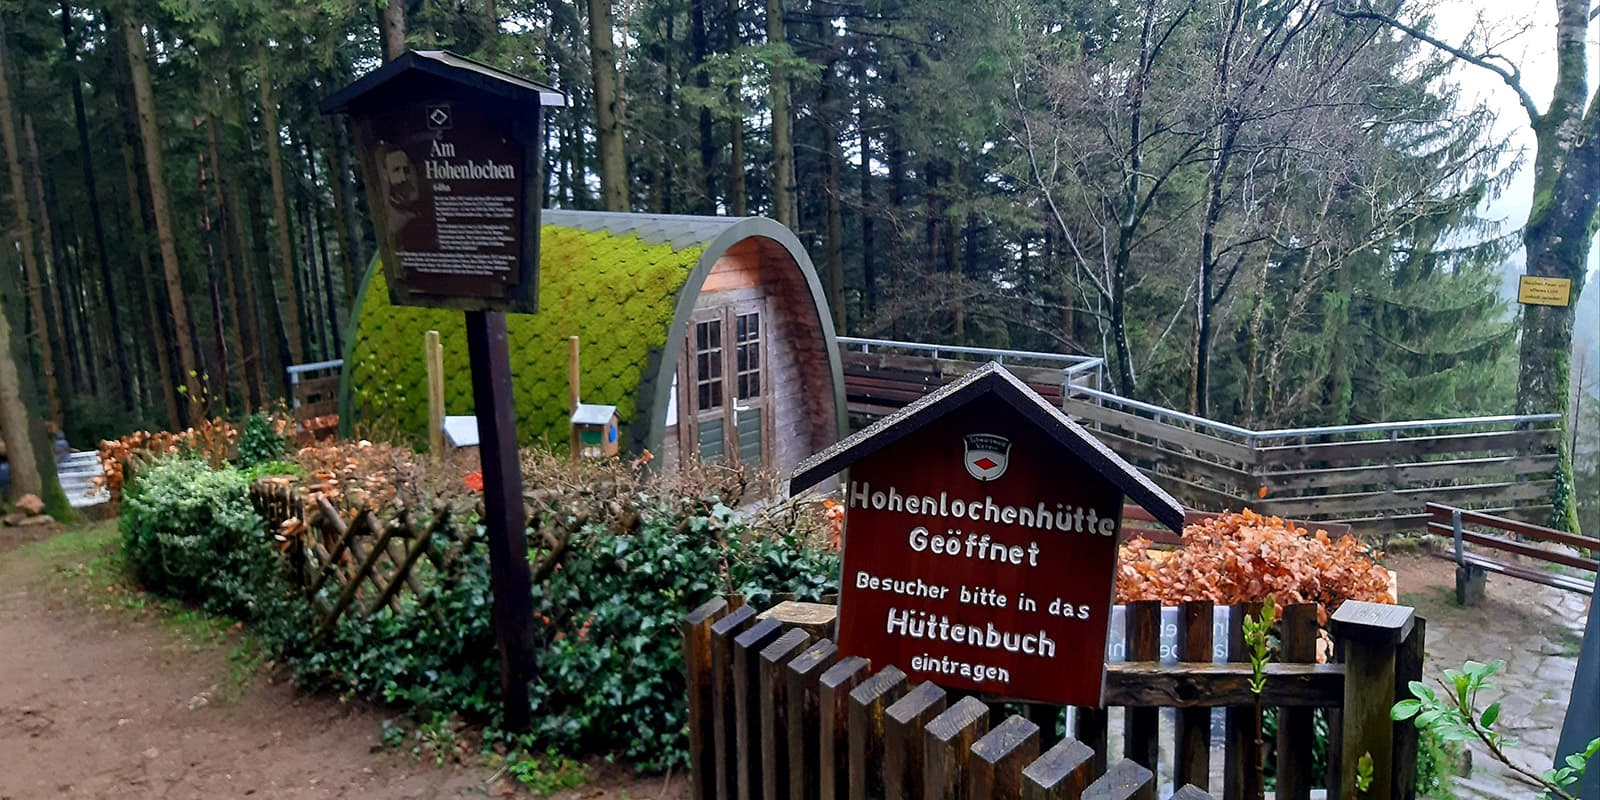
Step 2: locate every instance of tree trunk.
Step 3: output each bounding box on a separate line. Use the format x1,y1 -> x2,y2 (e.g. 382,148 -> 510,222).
21,114 -> 72,405
207,107 -> 260,411
886,63 -> 905,339
325,114 -> 360,306
587,0 -> 629,212
724,0 -> 747,216
305,137 -> 344,358
824,65 -> 845,334
384,0 -> 407,61
257,51 -> 306,366
62,0 -> 133,411
857,54 -> 874,318
120,122 -> 179,428
765,0 -> 793,228
123,12 -> 204,415
691,0 -> 716,213
0,30 -> 62,426
0,276 -> 51,504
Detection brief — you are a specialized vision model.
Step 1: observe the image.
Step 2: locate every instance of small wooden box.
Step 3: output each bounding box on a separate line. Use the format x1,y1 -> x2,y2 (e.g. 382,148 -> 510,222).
570,403 -> 620,459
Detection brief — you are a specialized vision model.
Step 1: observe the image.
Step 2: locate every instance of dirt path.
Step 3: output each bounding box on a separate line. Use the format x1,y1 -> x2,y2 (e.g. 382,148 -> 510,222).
0,526 -> 671,800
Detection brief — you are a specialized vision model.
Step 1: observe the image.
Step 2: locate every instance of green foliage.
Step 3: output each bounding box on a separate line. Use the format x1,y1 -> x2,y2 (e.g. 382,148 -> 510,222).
344,225 -> 704,446
528,502 -> 838,770
118,458 -> 293,622
1355,752 -> 1375,795
240,460 -> 307,481
236,413 -> 290,469
1394,659 -> 1599,800
495,740 -> 590,796
1242,596 -> 1279,695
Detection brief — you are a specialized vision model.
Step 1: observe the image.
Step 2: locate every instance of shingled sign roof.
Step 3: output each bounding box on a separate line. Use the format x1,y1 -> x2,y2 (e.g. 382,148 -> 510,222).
788,361 -> 1186,532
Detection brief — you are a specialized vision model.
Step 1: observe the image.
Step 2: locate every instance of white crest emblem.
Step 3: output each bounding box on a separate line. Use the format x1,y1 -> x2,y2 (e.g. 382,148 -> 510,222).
963,433 -> 1011,481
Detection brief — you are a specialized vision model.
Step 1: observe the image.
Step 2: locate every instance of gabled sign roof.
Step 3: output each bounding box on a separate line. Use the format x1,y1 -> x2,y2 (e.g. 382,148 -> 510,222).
320,50 -> 567,114
789,361 -> 1185,532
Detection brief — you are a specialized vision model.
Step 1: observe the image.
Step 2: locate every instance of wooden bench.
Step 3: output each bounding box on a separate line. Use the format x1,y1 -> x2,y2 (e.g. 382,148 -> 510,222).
1119,504 -> 1352,547
1424,502 -> 1597,604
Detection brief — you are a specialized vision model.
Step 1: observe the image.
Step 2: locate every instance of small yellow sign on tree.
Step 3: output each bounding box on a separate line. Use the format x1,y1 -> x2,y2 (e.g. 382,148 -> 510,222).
1517,276 -> 1572,307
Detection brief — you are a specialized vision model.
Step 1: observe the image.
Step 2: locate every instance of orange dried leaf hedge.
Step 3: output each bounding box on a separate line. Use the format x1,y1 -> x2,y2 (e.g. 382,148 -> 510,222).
1116,509 -> 1391,624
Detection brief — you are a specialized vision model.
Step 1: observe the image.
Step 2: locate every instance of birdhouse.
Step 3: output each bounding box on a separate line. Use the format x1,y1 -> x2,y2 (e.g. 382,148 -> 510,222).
571,403 -> 621,459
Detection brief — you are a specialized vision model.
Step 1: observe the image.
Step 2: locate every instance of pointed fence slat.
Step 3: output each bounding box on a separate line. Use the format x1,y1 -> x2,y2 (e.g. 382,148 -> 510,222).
1022,737 -> 1096,800
684,597 -> 1419,800
970,714 -> 1042,799
1125,600 -> 1161,800
684,597 -> 730,800
787,639 -> 840,800
885,682 -> 948,800
761,628 -> 813,800
712,605 -> 759,800
734,618 -> 785,800
819,656 -> 871,800
925,696 -> 990,800
847,665 -> 907,800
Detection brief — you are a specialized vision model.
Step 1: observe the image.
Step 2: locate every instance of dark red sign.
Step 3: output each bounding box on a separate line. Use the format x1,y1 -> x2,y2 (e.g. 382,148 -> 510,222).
837,393 -> 1124,707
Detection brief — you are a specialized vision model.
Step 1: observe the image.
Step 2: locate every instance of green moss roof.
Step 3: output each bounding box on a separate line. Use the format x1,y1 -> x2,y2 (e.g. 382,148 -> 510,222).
342,222 -> 706,447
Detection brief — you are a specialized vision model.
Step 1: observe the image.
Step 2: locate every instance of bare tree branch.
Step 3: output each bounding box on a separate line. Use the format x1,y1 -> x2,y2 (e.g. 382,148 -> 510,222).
1332,3 -> 1543,125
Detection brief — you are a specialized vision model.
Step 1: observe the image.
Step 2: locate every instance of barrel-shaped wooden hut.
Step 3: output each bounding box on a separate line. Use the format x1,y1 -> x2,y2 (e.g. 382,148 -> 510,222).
339,210 -> 845,475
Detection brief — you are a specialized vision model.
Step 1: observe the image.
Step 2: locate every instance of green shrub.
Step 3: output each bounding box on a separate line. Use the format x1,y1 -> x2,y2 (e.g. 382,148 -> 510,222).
119,458 -> 292,622
236,413 -> 291,469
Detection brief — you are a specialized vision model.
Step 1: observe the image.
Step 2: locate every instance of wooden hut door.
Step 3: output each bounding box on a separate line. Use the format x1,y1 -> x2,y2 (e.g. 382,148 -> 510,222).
686,302 -> 767,469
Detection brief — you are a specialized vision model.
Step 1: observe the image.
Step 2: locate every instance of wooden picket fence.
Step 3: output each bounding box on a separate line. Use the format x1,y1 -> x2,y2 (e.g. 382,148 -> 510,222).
250,480 -> 471,633
682,598 -> 1423,800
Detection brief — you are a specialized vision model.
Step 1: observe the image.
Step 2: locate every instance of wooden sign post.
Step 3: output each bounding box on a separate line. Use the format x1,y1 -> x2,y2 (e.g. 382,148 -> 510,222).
322,51 -> 566,731
789,363 -> 1183,707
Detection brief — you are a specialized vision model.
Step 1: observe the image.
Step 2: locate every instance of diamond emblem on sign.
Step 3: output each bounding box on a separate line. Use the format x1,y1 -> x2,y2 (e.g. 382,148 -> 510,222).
963,433 -> 1011,481
426,104 -> 452,130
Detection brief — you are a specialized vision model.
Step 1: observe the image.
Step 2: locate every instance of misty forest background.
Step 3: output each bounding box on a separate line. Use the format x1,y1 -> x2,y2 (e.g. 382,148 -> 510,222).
0,0 -> 1595,525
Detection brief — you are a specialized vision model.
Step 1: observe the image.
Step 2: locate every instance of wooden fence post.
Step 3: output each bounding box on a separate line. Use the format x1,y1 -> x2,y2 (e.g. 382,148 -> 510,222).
1075,707 -> 1109,776
787,639 -> 841,800
685,597 -> 730,800
925,696 -> 991,800
1175,600 -> 1214,792
426,330 -> 444,458
761,628 -> 813,800
970,715 -> 1042,799
885,682 -> 948,800
1275,603 -> 1319,800
819,656 -> 871,800
1223,601 -> 1261,800
734,618 -> 785,800
1021,737 -> 1095,800
1331,601 -> 1415,800
848,666 -> 908,800
1125,599 -> 1160,800
1390,618 -> 1425,800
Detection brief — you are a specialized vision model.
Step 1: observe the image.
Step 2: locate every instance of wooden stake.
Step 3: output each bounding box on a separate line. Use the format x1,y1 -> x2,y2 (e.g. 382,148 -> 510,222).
426,329 -> 444,458
568,335 -> 580,411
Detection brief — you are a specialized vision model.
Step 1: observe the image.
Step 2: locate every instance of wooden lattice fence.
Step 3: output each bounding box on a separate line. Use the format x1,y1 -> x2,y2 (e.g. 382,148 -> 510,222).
251,480 -> 472,633
683,597 -> 1423,800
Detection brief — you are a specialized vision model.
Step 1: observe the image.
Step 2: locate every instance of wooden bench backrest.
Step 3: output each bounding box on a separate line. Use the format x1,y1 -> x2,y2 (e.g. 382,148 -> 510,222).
1119,505 -> 1353,547
1425,502 -> 1599,573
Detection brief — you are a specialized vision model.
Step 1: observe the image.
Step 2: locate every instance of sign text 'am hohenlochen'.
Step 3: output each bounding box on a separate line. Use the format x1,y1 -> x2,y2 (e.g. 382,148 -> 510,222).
320,50 -> 567,313
788,363 -> 1184,708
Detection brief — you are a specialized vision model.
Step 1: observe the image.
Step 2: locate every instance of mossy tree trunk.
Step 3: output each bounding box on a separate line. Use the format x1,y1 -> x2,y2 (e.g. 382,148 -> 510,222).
588,0 -> 629,212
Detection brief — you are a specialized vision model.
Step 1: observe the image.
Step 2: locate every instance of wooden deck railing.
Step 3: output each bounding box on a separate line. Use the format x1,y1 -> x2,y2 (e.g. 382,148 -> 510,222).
837,338 -> 1560,537
683,597 -> 1422,800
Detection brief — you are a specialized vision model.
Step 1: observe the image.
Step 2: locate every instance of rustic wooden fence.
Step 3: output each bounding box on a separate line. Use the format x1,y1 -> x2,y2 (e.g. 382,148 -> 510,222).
683,597 -> 1422,800
837,337 -> 1560,537
251,480 -> 470,634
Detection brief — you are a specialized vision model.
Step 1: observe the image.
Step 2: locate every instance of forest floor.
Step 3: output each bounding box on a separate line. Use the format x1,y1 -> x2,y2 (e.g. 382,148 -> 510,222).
0,521 -> 680,800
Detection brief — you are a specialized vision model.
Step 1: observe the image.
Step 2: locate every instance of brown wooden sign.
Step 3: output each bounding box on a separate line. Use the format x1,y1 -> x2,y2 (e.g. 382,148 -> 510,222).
323,50 -> 564,314
789,363 -> 1184,707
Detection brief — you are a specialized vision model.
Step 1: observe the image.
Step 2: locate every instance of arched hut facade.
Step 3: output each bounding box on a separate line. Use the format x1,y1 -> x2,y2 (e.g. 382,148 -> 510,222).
339,210 -> 846,476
